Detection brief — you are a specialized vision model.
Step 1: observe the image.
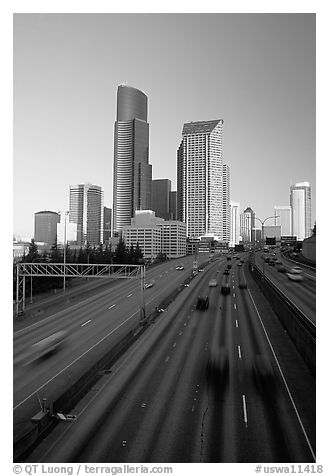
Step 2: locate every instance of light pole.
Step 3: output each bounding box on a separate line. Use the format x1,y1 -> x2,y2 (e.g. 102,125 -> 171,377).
254,215 -> 278,280
59,211 -> 69,294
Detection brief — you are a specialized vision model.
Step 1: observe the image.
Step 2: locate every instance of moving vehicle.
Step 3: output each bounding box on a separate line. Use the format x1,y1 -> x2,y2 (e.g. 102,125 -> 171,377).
175,265 -> 184,270
145,280 -> 155,289
287,267 -> 303,281
196,296 -> 209,310
221,284 -> 231,295
28,330 -> 68,363
208,279 -> 218,287
224,268 -> 230,275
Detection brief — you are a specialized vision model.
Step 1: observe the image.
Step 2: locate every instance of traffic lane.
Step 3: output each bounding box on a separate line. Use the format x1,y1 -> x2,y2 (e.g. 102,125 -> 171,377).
15,261 -> 220,435
14,264 -> 188,409
27,264 -> 220,462
254,256 -> 315,323
233,282 -> 315,461
14,257 -> 202,368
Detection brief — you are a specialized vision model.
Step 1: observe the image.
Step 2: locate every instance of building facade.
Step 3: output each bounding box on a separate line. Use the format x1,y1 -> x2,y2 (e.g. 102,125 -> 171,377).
169,191 -> 177,220
274,206 -> 291,236
69,183 -> 104,247
103,207 -> 112,244
222,164 -> 231,242
151,179 -> 171,219
177,119 -> 227,239
34,211 -> 60,245
230,201 -> 240,246
240,207 -> 255,243
113,85 -> 152,235
290,182 -> 312,240
122,210 -> 186,261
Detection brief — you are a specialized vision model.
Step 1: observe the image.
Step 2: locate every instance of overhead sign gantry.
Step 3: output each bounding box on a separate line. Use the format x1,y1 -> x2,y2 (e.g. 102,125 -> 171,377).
15,263 -> 146,323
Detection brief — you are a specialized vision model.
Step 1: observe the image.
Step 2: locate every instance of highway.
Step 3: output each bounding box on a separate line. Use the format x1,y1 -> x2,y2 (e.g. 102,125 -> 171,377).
252,250 -> 316,324
13,255 -> 205,437
20,254 -> 315,463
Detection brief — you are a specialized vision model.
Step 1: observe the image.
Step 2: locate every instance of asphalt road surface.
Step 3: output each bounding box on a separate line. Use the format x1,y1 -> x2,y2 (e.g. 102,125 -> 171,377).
23,255 -> 315,463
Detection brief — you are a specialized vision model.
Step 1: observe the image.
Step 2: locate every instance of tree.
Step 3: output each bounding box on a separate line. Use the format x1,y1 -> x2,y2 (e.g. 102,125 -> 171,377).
114,236 -> 128,263
23,239 -> 39,262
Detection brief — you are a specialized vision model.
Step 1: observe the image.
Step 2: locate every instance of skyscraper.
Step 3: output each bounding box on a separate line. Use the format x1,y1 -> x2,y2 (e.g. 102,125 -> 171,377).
69,183 -> 104,247
177,119 -> 226,239
230,201 -> 240,245
274,206 -> 291,236
34,211 -> 60,245
113,84 -> 152,235
151,179 -> 171,220
222,164 -> 231,242
290,182 -> 312,240
240,207 -> 255,243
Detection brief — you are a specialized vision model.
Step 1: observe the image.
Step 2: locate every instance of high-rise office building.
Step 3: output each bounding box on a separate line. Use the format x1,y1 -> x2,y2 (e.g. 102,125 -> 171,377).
177,119 -> 226,239
230,201 -> 240,245
222,164 -> 230,242
113,84 -> 152,235
69,183 -> 104,247
169,191 -> 177,220
34,211 -> 60,245
151,179 -> 171,220
103,207 -> 112,244
274,206 -> 291,236
290,182 -> 312,240
240,207 -> 255,243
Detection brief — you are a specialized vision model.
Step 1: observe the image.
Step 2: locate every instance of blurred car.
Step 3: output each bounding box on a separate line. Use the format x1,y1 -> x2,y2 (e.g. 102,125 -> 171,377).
252,354 -> 276,396
29,330 -> 68,363
198,268 -> 204,272
221,284 -> 231,295
275,259 -> 282,265
269,260 -> 275,266
145,280 -> 155,289
287,270 -> 303,281
224,268 -> 230,275
208,346 -> 229,383
227,264 -> 232,269
196,295 -> 209,310
239,281 -> 247,289
276,265 -> 286,273
238,262 -> 242,267
209,279 -> 218,287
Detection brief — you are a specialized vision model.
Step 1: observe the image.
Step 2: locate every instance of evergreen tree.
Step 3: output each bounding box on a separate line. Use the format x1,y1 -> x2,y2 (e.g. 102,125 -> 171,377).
114,236 -> 128,263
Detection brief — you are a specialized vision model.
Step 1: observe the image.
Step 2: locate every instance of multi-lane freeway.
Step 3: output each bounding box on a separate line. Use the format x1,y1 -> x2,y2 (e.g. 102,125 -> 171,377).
14,253 -> 316,462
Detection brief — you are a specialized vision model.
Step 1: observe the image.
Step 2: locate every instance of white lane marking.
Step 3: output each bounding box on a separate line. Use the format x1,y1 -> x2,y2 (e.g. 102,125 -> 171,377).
242,394 -> 248,427
234,303 -> 237,310
81,320 -> 91,327
127,293 -> 133,298
173,342 -> 177,348
14,307 -> 140,411
165,356 -> 170,362
247,288 -> 316,461
237,345 -> 242,359
108,304 -> 116,310
235,320 -> 239,328
233,293 -> 235,297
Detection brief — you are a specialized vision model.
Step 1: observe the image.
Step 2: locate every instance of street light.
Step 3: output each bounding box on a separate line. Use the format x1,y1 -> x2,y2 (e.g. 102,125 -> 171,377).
253,215 -> 278,281
59,211 -> 69,294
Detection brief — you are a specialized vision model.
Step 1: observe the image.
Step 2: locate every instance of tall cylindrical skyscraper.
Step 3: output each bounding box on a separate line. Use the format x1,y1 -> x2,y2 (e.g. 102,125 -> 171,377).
113,85 -> 152,235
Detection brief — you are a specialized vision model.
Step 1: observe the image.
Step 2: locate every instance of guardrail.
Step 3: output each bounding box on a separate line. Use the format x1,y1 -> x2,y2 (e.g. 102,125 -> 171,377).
249,260 -> 315,376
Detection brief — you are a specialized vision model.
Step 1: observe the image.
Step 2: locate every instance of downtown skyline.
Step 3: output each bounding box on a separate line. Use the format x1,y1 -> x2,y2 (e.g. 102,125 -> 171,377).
13,13 -> 315,239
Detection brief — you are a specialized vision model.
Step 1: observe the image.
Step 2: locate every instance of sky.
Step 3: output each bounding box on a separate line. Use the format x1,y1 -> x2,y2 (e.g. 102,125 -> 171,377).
13,12 -> 316,239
